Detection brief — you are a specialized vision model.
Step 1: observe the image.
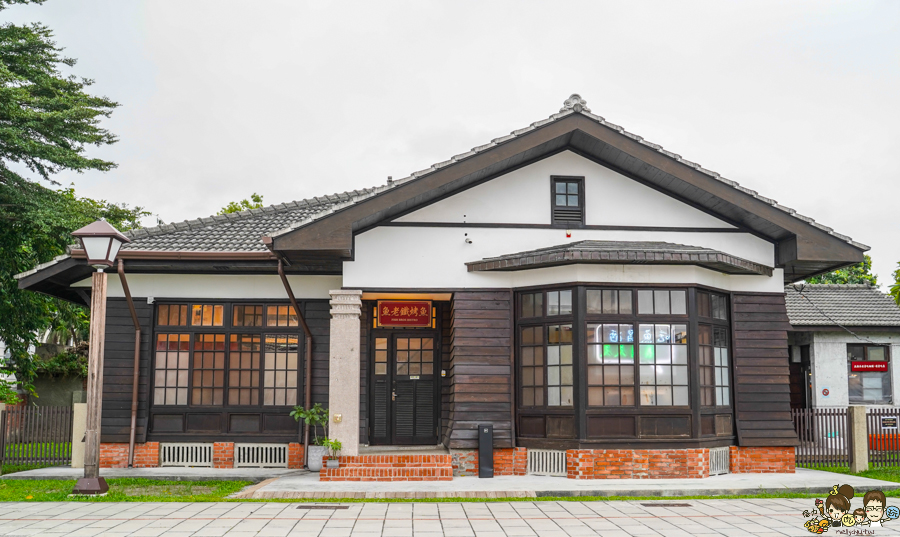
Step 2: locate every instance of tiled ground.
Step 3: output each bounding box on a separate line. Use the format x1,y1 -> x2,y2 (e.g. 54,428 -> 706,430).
1,499 -> 898,536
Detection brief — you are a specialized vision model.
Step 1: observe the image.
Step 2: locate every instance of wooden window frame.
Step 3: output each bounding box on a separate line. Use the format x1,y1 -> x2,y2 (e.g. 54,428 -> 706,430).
550,176 -> 585,226
150,301 -> 303,412
847,343 -> 892,405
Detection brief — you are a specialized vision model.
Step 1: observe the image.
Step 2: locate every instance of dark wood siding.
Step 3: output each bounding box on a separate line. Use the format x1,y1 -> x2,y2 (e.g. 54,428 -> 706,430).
306,299 -> 331,412
100,297 -> 152,443
731,292 -> 799,447
359,304 -> 369,444
441,305 -> 451,445
448,291 -> 513,448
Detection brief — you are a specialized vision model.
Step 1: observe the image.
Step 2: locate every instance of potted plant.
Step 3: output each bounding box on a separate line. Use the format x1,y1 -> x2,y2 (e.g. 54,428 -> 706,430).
290,403 -> 329,472
324,438 -> 342,469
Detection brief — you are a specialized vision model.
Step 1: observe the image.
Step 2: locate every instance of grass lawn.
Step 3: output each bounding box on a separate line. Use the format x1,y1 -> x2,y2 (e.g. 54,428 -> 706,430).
0,478 -> 881,503
0,478 -> 252,502
802,464 -> 900,488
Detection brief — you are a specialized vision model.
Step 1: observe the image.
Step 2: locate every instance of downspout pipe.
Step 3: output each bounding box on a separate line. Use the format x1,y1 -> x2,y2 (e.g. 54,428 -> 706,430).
277,259 -> 314,468
118,260 -> 142,468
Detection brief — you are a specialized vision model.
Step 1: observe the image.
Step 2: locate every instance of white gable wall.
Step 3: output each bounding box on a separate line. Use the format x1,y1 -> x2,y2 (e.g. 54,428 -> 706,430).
395,151 -> 735,228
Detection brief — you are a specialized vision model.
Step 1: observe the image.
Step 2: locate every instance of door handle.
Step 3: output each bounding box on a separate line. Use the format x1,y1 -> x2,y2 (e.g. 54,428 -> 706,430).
392,391 -> 397,401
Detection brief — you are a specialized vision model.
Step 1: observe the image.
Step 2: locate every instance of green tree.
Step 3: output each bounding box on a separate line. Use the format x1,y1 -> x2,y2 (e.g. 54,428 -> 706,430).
806,254 -> 878,286
889,263 -> 900,306
217,193 -> 264,215
0,0 -> 136,396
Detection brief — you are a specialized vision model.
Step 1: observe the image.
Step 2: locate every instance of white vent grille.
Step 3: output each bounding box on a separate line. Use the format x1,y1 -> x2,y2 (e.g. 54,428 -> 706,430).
235,443 -> 289,468
160,443 -> 213,467
709,446 -> 730,476
526,449 -> 567,476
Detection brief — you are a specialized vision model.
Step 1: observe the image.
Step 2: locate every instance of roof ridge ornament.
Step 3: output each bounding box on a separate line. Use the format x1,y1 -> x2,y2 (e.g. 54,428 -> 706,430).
560,93 -> 590,113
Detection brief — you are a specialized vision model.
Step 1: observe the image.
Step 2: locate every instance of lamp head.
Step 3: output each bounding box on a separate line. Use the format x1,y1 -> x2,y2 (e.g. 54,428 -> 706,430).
71,220 -> 131,270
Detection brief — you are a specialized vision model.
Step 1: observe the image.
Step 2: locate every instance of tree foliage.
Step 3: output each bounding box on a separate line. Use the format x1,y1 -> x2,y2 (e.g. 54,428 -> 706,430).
0,1 -> 139,393
218,193 -> 264,215
806,254 -> 879,286
890,263 -> 900,306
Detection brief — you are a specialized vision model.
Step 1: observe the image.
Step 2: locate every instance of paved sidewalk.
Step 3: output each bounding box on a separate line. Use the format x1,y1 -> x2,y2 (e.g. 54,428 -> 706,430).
1,498 -> 897,536
236,467 -> 898,499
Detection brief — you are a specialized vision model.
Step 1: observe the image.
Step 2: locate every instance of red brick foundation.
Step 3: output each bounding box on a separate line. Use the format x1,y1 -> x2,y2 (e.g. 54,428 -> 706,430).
288,442 -> 304,469
729,446 -> 795,473
213,442 -> 234,468
451,448 -> 527,477
566,449 -> 710,479
99,442 -> 160,468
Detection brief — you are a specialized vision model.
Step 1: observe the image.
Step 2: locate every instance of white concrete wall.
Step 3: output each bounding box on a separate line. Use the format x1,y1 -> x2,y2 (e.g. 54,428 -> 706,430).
808,331 -> 900,408
71,274 -> 342,300
344,226 -> 781,292
396,151 -> 736,228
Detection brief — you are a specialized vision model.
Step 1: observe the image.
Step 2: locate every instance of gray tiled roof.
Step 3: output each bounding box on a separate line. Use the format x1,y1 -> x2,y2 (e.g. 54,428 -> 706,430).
120,189 -> 377,252
466,240 -> 772,276
785,284 -> 900,327
72,93 -> 865,254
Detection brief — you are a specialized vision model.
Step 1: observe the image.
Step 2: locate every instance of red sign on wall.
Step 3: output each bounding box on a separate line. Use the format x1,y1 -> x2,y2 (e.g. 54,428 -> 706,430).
851,361 -> 889,372
377,301 -> 432,327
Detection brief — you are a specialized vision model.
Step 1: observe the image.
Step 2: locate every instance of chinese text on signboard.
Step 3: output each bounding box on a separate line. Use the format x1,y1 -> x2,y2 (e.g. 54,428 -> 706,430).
377,301 -> 432,327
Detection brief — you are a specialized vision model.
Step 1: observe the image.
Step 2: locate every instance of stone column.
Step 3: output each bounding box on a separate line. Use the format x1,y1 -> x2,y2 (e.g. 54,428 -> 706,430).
328,289 -> 363,457
849,405 -> 869,473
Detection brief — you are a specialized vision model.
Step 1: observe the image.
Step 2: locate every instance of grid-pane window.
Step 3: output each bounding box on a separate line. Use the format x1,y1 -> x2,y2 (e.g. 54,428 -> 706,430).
637,290 -> 687,315
154,334 -> 189,405
374,337 -> 388,376
547,290 -> 573,316
698,292 -> 728,321
396,337 -> 434,376
586,289 -> 633,315
233,305 -> 263,327
638,323 -> 689,406
520,326 -> 544,407
228,334 -> 260,405
521,292 -> 543,318
191,304 -> 224,326
700,325 -> 730,406
587,323 -> 635,406
266,305 -> 298,327
157,305 -> 188,326
264,335 -> 299,405
547,324 -> 574,406
551,178 -> 584,225
192,334 -> 225,405
848,344 -> 892,404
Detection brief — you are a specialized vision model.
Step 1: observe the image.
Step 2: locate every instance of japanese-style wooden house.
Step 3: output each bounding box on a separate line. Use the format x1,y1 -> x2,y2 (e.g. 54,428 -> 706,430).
17,95 -> 868,479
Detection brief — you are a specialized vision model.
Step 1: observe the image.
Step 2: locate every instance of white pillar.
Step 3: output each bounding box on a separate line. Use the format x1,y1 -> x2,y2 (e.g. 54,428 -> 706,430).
328,289 -> 363,457
71,402 -> 87,468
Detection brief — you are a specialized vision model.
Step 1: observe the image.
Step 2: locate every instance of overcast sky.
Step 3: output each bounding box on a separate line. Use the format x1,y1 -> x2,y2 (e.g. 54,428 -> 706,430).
6,1 -> 899,285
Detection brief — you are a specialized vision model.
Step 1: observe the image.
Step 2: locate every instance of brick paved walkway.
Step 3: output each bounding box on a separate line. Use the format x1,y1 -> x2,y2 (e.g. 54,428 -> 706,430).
1,499 -> 898,536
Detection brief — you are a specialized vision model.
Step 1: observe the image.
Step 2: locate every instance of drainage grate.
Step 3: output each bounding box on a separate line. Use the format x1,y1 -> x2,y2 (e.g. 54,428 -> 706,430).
641,503 -> 692,508
235,443 -> 289,468
709,446 -> 730,476
160,443 -> 213,467
526,449 -> 567,476
297,505 -> 349,510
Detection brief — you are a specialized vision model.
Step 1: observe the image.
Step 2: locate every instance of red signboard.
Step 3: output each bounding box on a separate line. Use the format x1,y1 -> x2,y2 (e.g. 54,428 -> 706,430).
851,361 -> 889,372
377,301 -> 432,327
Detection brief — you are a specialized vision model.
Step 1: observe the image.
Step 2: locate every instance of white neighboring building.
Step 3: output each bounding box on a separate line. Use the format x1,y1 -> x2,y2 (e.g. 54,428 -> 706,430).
786,284 -> 900,409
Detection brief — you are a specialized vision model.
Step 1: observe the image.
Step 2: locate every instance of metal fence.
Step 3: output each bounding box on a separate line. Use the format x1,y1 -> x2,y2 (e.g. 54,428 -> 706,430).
0,406 -> 73,471
867,407 -> 900,467
791,407 -> 850,467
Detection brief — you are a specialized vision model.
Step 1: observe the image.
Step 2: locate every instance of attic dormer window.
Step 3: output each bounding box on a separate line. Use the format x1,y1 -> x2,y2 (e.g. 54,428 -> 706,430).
552,176 -> 584,225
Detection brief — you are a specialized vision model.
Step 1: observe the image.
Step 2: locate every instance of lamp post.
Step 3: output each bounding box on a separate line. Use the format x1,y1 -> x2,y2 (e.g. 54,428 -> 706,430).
70,220 -> 130,495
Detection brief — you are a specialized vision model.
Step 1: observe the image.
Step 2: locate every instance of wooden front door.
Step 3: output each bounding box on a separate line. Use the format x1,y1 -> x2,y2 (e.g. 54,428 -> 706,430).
370,332 -> 439,445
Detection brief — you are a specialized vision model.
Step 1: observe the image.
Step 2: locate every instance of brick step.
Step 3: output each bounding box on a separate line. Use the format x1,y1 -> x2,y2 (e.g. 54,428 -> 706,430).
319,454 -> 454,481
320,466 -> 453,482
